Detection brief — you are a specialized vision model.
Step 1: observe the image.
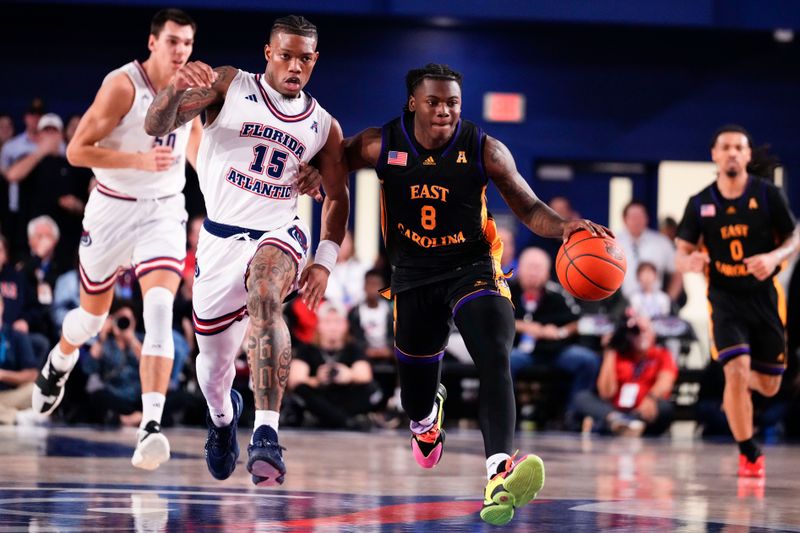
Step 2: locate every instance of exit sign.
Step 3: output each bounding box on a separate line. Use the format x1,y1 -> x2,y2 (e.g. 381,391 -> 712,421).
483,92 -> 526,123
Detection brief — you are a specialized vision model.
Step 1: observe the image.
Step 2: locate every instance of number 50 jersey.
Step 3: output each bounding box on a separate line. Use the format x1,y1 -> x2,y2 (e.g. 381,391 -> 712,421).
197,69 -> 331,230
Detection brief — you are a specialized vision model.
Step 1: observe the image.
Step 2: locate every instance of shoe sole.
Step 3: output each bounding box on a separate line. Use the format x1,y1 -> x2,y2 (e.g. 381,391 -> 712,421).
132,433 -> 171,471
248,458 -> 285,486
480,455 -> 546,526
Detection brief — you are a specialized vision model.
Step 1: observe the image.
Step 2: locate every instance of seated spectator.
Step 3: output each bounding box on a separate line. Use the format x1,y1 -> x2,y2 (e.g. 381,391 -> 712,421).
19,215 -> 62,343
629,261 -> 671,319
287,302 -> 379,430
324,230 -> 368,309
348,269 -> 393,360
510,247 -> 600,419
575,315 -> 677,436
0,234 -> 37,333
498,225 -> 518,274
82,304 -> 143,425
0,295 -> 40,425
51,260 -> 80,332
0,112 -> 14,153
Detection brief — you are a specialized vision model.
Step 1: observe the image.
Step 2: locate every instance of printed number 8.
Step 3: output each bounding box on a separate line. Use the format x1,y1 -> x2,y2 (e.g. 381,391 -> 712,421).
421,205 -> 436,230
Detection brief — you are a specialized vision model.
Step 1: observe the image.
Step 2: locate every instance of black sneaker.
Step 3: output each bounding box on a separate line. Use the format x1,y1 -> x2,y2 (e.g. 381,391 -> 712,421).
31,351 -> 73,415
247,425 -> 286,486
205,389 -> 243,480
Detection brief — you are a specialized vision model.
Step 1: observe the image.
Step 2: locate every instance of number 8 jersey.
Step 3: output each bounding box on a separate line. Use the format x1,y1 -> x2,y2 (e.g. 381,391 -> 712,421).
197,69 -> 331,230
93,61 -> 192,199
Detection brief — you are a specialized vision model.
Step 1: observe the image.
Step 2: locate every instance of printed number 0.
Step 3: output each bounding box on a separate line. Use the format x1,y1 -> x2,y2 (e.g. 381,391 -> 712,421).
421,205 -> 436,230
730,239 -> 744,261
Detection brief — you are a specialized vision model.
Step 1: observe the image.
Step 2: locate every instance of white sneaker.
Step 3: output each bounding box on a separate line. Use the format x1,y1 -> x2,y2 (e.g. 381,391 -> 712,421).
132,421 -> 171,471
31,349 -> 75,415
15,408 -> 50,427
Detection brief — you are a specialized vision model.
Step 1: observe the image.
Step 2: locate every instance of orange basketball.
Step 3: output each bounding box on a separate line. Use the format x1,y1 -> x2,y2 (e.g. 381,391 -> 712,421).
555,229 -> 626,301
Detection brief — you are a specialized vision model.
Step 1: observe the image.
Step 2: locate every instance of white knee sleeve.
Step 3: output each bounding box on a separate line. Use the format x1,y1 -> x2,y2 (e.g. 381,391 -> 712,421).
142,286 -> 175,358
62,307 -> 108,347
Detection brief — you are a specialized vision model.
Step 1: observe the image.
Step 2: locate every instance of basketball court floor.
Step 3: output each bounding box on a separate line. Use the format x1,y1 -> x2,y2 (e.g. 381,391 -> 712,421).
0,425 -> 797,531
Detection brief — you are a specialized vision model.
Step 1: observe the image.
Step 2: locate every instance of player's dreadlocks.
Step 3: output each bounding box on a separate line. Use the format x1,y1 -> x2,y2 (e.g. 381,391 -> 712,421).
403,63 -> 463,112
710,124 -> 781,182
269,15 -> 318,42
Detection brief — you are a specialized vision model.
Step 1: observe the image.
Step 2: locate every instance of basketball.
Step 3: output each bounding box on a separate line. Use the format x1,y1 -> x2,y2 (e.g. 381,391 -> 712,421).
555,229 -> 627,301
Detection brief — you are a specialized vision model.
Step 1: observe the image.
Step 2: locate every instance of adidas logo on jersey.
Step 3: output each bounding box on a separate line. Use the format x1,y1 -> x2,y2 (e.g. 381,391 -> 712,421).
245,94 -> 258,102
423,156 -> 436,166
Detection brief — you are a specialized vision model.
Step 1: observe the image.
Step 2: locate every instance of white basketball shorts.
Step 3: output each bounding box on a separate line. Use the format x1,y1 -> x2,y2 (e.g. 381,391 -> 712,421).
78,185 -> 187,294
192,217 -> 310,336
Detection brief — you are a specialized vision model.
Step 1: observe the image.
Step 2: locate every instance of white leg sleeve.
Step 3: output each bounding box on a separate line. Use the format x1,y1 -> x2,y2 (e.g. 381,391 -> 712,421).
195,318 -> 248,413
142,286 -> 175,359
62,307 -> 108,347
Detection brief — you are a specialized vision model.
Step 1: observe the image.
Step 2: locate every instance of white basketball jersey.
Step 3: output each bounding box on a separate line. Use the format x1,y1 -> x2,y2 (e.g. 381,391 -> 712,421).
92,60 -> 191,199
197,70 -> 332,230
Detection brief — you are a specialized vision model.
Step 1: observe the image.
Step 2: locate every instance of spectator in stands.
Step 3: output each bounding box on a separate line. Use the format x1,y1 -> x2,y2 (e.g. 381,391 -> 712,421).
0,113 -> 14,153
324,230 -> 368,309
19,215 -> 62,343
0,295 -> 39,425
287,302 -> 378,430
51,255 -> 80,332
575,314 -> 677,436
629,261 -> 671,319
83,303 -> 143,425
660,216 -> 679,242
617,201 -> 682,306
0,234 -> 36,333
0,99 -> 47,173
64,114 -> 82,144
5,114 -> 91,261
509,247 -> 600,418
498,226 -> 518,273
348,269 -> 393,360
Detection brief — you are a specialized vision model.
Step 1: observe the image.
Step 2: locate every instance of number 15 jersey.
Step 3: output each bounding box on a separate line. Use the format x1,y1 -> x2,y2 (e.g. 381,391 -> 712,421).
197,70 -> 331,230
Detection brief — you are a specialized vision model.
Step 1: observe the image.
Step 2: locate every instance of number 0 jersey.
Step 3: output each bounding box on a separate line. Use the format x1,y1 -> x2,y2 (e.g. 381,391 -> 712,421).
676,176 -> 796,291
197,69 -> 331,230
93,61 -> 192,199
376,113 -> 505,292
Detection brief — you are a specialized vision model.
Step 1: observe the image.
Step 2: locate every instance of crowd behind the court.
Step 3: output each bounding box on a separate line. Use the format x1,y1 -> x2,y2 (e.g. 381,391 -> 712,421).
1,101 -> 799,441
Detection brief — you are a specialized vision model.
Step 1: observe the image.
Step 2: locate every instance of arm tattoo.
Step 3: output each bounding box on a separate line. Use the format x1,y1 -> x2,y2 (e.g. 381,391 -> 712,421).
487,137 -> 564,239
144,66 -> 231,136
245,246 -> 297,411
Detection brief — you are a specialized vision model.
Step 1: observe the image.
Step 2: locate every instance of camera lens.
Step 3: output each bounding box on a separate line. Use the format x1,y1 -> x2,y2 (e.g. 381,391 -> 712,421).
115,316 -> 131,330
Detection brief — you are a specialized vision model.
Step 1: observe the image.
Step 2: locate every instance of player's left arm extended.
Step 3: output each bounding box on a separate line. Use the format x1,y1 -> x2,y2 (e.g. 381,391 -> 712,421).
484,136 -> 609,241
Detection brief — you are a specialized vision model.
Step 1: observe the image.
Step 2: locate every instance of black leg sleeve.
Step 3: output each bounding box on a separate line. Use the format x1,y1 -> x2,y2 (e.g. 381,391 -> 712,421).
454,295 -> 517,457
397,356 -> 442,422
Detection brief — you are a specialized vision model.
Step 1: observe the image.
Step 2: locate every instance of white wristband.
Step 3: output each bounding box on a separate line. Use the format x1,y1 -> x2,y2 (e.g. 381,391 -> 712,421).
313,240 -> 340,273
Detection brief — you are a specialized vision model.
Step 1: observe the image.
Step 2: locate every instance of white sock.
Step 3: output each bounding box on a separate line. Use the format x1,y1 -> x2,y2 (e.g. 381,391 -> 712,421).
409,403 -> 439,434
252,410 -> 280,442
486,453 -> 511,480
49,345 -> 78,372
209,394 -> 233,428
140,392 -> 166,428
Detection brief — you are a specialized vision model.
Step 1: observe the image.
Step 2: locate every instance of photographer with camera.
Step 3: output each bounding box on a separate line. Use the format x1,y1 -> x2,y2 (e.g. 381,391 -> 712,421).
286,301 -> 379,430
575,314 -> 677,436
83,303 -> 143,425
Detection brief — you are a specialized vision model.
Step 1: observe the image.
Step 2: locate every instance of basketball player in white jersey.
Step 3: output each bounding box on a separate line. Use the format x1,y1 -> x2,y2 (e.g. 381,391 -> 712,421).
145,15 -> 348,486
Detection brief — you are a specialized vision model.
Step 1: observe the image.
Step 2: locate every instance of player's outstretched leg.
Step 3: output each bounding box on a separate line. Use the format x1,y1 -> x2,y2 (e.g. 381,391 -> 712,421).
204,389 -> 243,480
481,453 -> 546,526
32,306 -> 108,415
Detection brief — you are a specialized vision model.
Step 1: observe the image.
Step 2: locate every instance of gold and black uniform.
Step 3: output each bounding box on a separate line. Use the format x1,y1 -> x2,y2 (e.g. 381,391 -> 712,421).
376,113 -> 509,360
677,176 -> 796,374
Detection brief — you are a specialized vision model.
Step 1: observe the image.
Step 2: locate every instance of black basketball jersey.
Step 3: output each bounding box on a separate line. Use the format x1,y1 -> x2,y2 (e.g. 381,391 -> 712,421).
677,176 -> 796,291
376,113 -> 503,292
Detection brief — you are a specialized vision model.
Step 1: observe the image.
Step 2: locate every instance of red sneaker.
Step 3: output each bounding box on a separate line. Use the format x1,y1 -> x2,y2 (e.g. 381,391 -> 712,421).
738,454 -> 765,478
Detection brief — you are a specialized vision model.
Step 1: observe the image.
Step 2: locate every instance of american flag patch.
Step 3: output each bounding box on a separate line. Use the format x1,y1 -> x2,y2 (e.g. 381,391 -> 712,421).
387,150 -> 408,166
700,204 -> 716,217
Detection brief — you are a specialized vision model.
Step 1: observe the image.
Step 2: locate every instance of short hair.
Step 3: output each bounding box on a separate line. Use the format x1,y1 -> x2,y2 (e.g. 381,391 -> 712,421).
269,15 -> 318,42
636,261 -> 658,276
710,124 -> 752,150
150,8 -> 196,37
404,63 -> 463,112
622,200 -> 648,219
27,215 -> 60,241
364,268 -> 385,282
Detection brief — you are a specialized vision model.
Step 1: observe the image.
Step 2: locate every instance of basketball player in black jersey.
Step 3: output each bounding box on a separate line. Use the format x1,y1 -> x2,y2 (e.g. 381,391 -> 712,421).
676,125 -> 798,479
345,64 -> 608,525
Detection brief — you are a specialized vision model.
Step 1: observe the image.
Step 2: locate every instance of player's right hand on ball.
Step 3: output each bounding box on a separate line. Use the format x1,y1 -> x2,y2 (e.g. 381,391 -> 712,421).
173,61 -> 218,91
687,250 -> 710,272
138,146 -> 176,172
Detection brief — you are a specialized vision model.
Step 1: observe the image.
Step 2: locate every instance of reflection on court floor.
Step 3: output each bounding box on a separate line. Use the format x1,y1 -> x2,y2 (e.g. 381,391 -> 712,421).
0,426 -> 797,531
